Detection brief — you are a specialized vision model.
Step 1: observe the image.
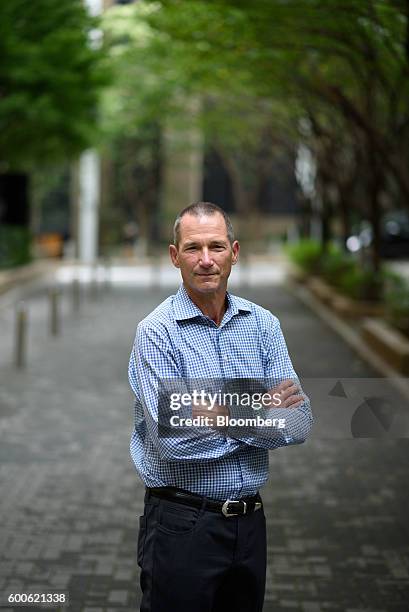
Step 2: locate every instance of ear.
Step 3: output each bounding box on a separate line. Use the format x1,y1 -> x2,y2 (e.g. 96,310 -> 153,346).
169,244 -> 180,268
231,240 -> 240,265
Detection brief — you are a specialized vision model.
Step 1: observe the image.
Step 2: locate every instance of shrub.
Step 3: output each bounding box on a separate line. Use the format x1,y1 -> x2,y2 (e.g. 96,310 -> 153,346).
285,239 -> 322,273
337,266 -> 384,301
286,238 -> 407,312
384,273 -> 409,336
320,246 -> 356,288
0,224 -> 32,269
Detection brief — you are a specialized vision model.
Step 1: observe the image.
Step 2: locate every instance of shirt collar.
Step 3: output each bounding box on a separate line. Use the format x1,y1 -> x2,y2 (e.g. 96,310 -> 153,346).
173,284 -> 251,322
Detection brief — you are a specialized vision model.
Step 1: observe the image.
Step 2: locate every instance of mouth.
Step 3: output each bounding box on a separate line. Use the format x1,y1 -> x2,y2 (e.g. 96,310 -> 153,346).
196,273 -> 217,277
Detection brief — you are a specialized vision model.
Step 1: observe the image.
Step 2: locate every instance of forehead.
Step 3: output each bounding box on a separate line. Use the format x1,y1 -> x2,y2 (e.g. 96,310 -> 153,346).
178,213 -> 228,241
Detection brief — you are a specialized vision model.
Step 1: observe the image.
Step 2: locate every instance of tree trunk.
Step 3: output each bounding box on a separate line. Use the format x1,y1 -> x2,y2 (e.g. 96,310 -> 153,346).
338,192 -> 351,248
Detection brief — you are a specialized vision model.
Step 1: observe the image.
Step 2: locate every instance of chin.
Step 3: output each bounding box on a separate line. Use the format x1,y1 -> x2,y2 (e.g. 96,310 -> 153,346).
190,278 -> 219,292
195,283 -> 219,293
184,274 -> 226,294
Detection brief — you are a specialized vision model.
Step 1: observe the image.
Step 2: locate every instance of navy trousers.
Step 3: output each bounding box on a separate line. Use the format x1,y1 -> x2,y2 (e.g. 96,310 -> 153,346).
137,489 -> 267,612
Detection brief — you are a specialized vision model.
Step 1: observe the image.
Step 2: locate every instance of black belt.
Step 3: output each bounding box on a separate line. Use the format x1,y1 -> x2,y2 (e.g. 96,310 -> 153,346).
147,486 -> 262,517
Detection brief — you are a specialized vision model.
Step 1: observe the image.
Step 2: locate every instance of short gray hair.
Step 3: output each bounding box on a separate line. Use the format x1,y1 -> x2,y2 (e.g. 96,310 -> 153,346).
173,202 -> 235,247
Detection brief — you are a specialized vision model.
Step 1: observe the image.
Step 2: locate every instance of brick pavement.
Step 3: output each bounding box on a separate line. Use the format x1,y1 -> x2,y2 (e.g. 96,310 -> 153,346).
0,282 -> 409,612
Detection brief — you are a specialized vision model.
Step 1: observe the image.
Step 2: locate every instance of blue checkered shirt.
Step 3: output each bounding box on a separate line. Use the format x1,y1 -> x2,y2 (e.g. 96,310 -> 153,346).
128,284 -> 313,501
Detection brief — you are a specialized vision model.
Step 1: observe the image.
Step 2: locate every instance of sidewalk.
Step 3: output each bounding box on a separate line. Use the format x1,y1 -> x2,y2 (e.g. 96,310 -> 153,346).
0,261 -> 58,298
0,279 -> 408,611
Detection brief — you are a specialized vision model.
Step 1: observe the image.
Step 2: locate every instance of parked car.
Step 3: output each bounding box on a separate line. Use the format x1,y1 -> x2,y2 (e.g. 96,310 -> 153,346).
346,210 -> 409,259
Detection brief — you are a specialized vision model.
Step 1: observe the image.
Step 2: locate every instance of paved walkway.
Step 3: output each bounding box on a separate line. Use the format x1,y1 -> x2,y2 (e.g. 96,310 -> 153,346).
0,272 -> 409,612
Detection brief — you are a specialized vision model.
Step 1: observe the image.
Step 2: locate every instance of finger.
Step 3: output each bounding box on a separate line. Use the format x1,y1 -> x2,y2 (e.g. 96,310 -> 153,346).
266,388 -> 297,407
276,379 -> 294,392
285,392 -> 303,403
192,409 -> 210,419
283,396 -> 304,408
281,384 -> 299,397
279,386 -> 299,403
269,380 -> 290,396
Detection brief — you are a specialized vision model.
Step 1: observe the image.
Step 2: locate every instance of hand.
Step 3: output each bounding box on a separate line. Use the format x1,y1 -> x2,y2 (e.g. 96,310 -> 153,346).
266,379 -> 304,409
192,401 -> 229,430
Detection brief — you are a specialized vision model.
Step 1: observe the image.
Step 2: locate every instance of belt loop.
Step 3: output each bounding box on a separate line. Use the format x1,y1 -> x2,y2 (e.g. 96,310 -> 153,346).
145,487 -> 159,506
198,495 -> 207,517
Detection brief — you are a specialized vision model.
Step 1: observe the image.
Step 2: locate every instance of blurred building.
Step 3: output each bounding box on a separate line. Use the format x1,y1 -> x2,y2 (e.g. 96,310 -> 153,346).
89,0 -> 300,259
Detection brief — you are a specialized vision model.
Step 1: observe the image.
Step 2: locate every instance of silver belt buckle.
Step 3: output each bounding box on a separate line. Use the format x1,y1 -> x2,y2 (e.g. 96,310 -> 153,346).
222,499 -> 246,517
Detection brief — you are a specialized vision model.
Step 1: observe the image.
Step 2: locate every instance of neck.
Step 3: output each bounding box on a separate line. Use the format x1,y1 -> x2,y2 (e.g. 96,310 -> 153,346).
184,285 -> 227,326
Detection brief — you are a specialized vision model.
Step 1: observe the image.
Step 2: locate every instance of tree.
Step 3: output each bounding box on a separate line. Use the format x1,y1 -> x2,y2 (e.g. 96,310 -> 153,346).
146,0 -> 409,275
101,1 -> 301,247
0,0 -> 109,267
0,0 -> 109,169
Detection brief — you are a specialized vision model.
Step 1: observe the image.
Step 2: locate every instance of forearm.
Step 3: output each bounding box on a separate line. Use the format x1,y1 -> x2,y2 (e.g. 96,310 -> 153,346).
189,379 -> 313,449
130,364 -> 240,462
226,397 -> 313,449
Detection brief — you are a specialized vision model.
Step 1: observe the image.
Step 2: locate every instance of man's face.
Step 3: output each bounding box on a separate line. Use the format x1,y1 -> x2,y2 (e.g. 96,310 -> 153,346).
169,213 -> 239,296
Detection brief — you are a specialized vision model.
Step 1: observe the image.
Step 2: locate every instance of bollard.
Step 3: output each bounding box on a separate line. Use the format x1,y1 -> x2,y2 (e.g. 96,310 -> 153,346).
72,278 -> 81,313
49,287 -> 60,336
14,302 -> 27,369
104,257 -> 112,292
90,263 -> 99,301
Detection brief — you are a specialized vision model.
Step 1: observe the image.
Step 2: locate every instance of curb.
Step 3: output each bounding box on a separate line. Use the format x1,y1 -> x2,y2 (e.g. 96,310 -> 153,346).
286,279 -> 409,403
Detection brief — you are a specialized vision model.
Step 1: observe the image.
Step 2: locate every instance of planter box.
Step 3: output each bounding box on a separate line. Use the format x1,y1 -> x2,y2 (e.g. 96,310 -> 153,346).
307,276 -> 334,304
331,294 -> 384,318
362,318 -> 409,375
286,263 -> 308,284
306,276 -> 384,318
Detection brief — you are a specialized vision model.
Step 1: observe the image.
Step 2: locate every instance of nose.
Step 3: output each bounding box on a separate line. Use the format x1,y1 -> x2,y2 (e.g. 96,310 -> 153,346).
199,248 -> 213,268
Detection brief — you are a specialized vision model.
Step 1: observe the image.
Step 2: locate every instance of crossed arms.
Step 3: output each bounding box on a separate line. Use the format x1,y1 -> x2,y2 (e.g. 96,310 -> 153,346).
129,320 -> 313,462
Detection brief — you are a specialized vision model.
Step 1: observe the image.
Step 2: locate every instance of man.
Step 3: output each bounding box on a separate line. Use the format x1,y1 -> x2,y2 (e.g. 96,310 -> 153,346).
128,202 -> 313,612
